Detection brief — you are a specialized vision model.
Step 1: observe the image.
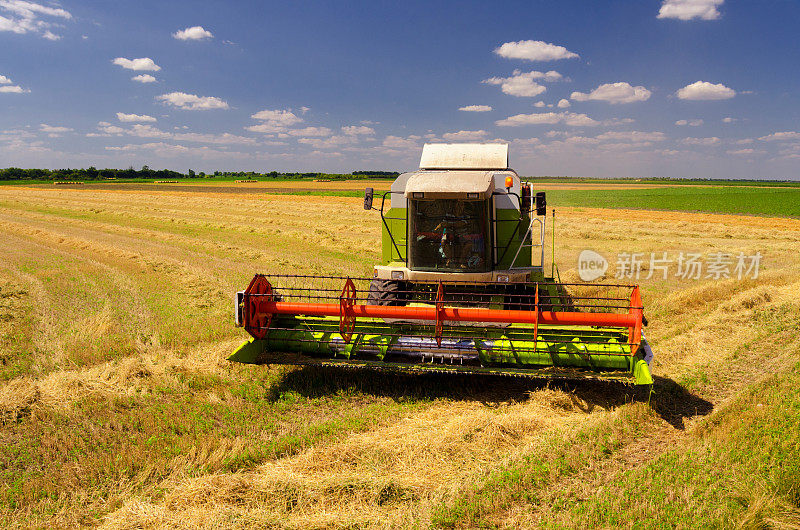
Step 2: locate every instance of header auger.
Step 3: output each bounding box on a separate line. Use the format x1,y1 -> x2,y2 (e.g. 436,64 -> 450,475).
231,143 -> 653,386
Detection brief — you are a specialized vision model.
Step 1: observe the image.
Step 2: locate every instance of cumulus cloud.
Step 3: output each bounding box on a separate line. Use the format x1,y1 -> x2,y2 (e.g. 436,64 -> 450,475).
0,81 -> 27,93
494,40 -> 579,61
246,109 -> 304,133
496,111 -> 599,127
675,119 -> 703,126
657,0 -> 723,21
676,81 -> 735,100
557,98 -> 570,108
105,142 -> 251,160
722,117 -> 737,123
0,0 -> 71,39
113,57 -> 161,72
0,85 -> 30,94
157,92 -> 228,110
298,135 -> 354,149
342,125 -> 375,135
681,136 -> 721,145
39,123 -> 72,136
459,105 -> 492,112
96,122 -> 256,145
382,135 -> 420,150
116,112 -> 156,123
571,82 -> 651,104
596,131 -> 666,142
286,126 -> 332,137
758,131 -> 800,141
483,70 -> 562,98
726,148 -> 758,155
533,101 -> 546,108
251,109 -> 303,125
173,25 -> 213,40
132,74 -> 156,83
441,130 -> 488,141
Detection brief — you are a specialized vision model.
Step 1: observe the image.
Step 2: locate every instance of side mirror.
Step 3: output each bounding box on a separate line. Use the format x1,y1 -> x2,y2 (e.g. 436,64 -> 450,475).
364,187 -> 374,210
535,192 -> 547,216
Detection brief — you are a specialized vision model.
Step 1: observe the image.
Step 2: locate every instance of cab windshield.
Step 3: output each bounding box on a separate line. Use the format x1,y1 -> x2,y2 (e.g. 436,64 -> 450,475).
408,199 -> 490,272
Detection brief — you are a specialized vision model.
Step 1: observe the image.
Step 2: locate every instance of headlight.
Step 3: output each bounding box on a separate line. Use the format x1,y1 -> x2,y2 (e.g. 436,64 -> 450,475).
391,270 -> 404,280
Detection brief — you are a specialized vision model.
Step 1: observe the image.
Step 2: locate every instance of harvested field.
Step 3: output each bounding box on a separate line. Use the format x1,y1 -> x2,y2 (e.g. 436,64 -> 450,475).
0,184 -> 798,528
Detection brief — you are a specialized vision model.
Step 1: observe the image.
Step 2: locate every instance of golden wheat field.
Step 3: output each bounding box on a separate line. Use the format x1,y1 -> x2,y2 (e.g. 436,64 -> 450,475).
1,183 -> 799,528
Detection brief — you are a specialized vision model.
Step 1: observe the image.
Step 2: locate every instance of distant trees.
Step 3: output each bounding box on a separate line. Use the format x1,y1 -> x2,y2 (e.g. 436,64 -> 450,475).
0,167 -> 401,181
352,170 -> 399,177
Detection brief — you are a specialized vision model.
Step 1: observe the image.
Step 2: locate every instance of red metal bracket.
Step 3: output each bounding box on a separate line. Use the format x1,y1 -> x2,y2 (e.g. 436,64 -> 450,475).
244,274 -> 273,340
627,285 -> 643,349
339,277 -> 356,343
435,281 -> 444,347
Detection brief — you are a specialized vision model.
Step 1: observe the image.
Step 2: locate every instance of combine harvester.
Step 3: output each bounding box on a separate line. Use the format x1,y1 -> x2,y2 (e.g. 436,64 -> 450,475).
232,144 -> 653,386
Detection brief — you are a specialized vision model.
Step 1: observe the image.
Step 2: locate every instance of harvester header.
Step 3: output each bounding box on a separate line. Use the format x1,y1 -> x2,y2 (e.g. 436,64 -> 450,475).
231,143 -> 654,386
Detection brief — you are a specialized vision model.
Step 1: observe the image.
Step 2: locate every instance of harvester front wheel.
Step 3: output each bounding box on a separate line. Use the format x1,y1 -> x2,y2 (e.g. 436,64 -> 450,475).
366,279 -> 408,306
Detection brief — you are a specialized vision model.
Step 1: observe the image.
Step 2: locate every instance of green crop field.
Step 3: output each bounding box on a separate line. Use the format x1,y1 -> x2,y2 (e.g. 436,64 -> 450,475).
0,182 -> 798,528
545,186 -> 800,218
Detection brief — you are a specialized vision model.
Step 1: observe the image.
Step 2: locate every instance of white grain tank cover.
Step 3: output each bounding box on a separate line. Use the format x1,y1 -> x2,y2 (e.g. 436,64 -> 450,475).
419,143 -> 509,170
404,171 -> 494,199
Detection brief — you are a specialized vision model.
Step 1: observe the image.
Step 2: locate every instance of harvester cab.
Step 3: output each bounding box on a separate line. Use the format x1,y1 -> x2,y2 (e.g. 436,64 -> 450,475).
232,143 -> 653,387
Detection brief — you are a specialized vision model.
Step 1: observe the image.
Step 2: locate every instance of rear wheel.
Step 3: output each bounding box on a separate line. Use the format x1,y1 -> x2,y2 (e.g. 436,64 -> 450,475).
366,279 -> 408,306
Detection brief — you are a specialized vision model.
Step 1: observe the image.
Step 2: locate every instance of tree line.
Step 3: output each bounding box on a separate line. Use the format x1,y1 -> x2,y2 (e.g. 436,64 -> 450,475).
0,166 -> 400,181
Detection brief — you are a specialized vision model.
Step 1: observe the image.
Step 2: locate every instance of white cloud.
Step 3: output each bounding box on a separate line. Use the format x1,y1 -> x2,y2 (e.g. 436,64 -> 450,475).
721,117 -> 737,123
726,148 -> 758,156
105,142 -> 251,160
557,98 -> 570,108
112,57 -> 161,72
250,109 -> 303,126
116,112 -> 156,123
441,130 -> 488,141
98,122 -> 257,145
681,136 -> 721,145
382,135 -> 420,149
245,123 -> 286,134
0,1 -> 71,19
342,125 -> 375,135
298,135 -> 354,149
0,84 -> 27,93
602,117 -> 636,126
571,82 -> 651,104
286,126 -> 332,137
39,123 -> 73,135
173,25 -> 213,40
156,91 -> 229,110
657,0 -> 723,21
458,105 -> 492,112
758,131 -> 800,142
0,0 -> 71,39
496,111 -> 599,127
494,40 -> 579,61
132,74 -> 156,83
0,74 -> 10,84
675,119 -> 703,126
596,131 -> 666,142
676,81 -> 735,100
533,101 -> 546,108
483,70 -> 561,97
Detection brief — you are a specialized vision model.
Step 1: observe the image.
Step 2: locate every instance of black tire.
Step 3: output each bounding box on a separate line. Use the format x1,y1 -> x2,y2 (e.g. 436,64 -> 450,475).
367,279 -> 407,306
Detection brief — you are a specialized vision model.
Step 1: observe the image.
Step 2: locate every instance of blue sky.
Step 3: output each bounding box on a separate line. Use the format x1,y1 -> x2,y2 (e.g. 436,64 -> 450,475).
1,0 -> 800,178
